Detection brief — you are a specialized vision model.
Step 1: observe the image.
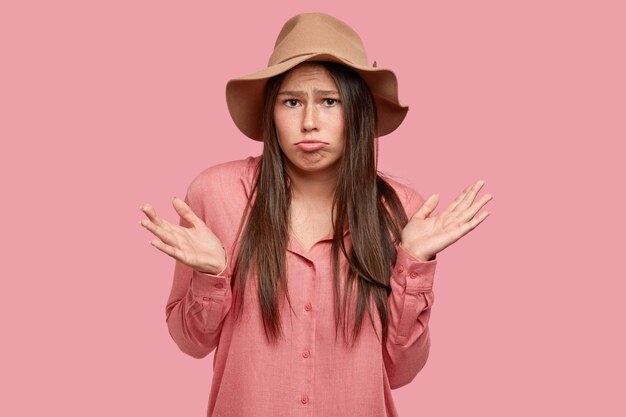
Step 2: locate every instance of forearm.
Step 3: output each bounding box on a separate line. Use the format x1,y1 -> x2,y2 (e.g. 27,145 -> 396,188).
165,263 -> 232,359
383,244 -> 437,389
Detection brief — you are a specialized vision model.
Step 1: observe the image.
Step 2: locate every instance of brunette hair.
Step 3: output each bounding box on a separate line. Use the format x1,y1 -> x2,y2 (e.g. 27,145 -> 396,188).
230,61 -> 409,349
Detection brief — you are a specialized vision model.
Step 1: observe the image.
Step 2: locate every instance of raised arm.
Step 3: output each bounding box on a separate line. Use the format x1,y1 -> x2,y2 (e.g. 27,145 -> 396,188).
383,179 -> 492,388
140,182 -> 233,359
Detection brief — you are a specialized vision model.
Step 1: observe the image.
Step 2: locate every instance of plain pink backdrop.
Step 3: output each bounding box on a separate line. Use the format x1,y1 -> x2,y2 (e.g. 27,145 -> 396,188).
2,0 -> 624,415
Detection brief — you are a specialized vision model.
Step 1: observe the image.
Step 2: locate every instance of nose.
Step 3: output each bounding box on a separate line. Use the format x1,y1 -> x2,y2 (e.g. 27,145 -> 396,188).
301,103 -> 318,132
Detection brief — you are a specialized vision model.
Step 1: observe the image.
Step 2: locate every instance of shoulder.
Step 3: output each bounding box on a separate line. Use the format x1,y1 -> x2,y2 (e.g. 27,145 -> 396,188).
378,172 -> 427,218
186,155 -> 260,199
183,155 -> 260,222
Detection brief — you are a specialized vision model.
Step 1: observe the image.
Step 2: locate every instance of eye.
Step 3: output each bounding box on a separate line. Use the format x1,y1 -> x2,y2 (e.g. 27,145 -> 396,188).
283,99 -> 300,107
324,98 -> 340,106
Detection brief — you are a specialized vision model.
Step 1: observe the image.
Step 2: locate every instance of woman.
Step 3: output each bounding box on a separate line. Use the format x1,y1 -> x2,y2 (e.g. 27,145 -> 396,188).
139,12 -> 492,417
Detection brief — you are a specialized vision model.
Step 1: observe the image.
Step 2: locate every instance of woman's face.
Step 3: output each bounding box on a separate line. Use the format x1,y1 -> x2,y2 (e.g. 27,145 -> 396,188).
273,63 -> 345,179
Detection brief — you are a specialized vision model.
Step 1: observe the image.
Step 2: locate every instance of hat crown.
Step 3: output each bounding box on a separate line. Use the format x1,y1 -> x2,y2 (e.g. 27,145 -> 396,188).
268,13 -> 368,67
226,12 -> 408,141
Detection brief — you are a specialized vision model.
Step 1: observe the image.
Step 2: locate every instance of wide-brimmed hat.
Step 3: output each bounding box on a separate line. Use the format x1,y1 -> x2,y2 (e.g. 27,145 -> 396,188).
225,12 -> 409,141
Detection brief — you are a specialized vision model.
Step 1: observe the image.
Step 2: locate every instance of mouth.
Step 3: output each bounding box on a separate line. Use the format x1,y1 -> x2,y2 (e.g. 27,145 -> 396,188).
295,140 -> 328,152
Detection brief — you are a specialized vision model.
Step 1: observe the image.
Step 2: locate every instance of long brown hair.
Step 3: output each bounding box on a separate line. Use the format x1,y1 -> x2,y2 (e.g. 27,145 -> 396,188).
230,61 -> 409,349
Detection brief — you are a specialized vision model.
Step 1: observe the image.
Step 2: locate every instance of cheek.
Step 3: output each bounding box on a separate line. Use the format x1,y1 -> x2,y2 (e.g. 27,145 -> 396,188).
277,135 -> 289,153
332,109 -> 345,133
273,111 -> 294,136
334,117 -> 346,143
273,118 -> 291,152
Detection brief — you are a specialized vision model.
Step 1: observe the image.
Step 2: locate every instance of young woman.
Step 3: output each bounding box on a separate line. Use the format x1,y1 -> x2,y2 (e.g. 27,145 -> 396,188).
139,12 -> 492,417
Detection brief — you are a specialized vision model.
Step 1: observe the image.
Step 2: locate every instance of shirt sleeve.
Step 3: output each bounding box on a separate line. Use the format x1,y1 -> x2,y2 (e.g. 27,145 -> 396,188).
383,244 -> 436,389
164,183 -> 233,359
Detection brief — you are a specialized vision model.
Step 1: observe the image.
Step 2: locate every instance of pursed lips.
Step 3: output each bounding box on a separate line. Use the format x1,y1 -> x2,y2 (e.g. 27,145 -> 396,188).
295,139 -> 329,145
295,140 -> 329,152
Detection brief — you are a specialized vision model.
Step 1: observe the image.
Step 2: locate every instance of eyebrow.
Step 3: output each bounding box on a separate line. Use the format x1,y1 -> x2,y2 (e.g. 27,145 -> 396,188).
277,89 -> 340,96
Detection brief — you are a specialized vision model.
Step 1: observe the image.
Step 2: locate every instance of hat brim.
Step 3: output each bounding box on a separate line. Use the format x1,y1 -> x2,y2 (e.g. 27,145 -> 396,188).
226,53 -> 408,141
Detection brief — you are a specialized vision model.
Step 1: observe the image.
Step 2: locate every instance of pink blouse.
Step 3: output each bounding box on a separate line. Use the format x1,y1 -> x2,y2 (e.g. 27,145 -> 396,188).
165,156 -> 438,417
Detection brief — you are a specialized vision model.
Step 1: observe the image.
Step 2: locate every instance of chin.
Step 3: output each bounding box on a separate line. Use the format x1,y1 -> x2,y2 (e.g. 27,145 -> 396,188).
290,154 -> 341,174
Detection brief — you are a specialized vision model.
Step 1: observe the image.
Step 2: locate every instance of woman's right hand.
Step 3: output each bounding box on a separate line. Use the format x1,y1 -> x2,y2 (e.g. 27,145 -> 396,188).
139,197 -> 226,275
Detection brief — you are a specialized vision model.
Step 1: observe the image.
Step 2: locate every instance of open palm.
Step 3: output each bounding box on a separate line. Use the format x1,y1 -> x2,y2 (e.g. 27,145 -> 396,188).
139,197 -> 226,275
401,180 -> 493,261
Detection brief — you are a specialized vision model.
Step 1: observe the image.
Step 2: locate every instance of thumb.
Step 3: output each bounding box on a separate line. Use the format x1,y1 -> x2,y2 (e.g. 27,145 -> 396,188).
411,194 -> 439,220
173,196 -> 201,228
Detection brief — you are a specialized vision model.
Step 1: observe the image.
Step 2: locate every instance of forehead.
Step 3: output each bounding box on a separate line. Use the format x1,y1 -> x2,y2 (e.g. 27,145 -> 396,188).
279,63 -> 337,89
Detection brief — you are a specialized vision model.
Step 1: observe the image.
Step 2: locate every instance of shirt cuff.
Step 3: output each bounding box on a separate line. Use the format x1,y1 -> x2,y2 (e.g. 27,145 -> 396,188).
190,248 -> 230,296
191,269 -> 229,296
392,244 -> 437,293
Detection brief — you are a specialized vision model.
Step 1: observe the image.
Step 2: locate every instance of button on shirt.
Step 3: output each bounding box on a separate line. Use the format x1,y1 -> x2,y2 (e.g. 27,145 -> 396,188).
165,156 -> 438,417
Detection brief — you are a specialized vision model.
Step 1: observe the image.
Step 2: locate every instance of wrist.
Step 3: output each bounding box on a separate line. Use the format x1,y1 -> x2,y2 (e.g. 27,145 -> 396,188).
400,242 -> 435,262
198,247 -> 228,275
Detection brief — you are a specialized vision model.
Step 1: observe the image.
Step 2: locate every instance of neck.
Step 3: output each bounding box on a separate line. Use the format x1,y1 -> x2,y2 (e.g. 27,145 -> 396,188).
286,164 -> 338,204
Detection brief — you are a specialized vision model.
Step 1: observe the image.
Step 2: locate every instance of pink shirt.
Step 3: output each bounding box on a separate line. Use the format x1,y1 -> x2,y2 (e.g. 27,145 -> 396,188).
165,156 -> 438,417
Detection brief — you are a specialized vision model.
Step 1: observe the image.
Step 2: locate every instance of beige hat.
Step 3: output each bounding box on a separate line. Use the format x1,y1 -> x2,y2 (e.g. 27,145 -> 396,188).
225,12 -> 409,141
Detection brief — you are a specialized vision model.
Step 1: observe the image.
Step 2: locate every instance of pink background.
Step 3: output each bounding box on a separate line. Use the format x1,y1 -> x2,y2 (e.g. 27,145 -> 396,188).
2,0 -> 624,415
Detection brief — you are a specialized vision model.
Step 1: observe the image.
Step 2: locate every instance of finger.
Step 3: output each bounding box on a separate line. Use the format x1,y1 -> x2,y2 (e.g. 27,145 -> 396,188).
440,182 -> 473,217
148,238 -> 185,262
411,194 -> 439,220
140,203 -> 165,227
173,196 -> 202,228
460,210 -> 490,235
460,193 -> 493,224
139,217 -> 159,235
140,216 -> 176,246
454,180 -> 486,213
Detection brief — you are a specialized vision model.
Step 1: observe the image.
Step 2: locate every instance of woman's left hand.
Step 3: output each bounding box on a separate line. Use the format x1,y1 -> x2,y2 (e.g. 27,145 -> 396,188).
400,180 -> 493,261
